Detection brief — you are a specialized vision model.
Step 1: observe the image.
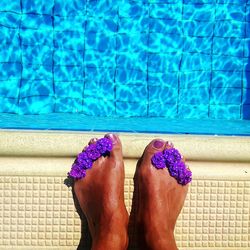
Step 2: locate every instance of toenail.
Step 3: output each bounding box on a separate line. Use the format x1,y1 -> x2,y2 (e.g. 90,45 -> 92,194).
166,141 -> 174,148
90,138 -> 98,144
153,140 -> 164,149
105,133 -> 118,144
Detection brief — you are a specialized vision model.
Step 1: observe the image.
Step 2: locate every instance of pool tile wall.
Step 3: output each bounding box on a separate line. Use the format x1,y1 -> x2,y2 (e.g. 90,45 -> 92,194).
0,0 -> 249,119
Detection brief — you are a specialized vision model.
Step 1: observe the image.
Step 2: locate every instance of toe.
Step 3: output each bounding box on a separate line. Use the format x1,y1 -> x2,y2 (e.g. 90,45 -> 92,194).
82,138 -> 98,151
105,133 -> 123,160
88,137 -> 98,145
166,140 -> 174,149
140,139 -> 166,167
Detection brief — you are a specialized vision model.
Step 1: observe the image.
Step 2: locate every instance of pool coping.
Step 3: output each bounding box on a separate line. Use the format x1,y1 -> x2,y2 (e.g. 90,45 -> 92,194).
1,129 -> 250,162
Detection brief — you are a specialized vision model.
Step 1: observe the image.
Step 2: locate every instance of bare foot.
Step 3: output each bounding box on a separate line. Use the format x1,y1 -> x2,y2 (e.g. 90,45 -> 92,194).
135,139 -> 189,250
73,134 -> 129,250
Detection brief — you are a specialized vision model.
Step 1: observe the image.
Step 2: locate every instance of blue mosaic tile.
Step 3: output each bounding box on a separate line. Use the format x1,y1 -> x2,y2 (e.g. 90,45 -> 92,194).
84,50 -> 116,68
212,71 -> 242,88
117,33 -> 148,52
242,105 -> 250,119
54,0 -> 87,16
149,3 -> 182,20
0,12 -> 21,29
19,96 -> 55,114
85,67 -> 115,83
244,89 -> 250,110
148,52 -> 181,72
55,98 -> 83,113
0,44 -> 21,63
0,97 -> 18,113
86,17 -> 118,33
183,20 -> 213,37
183,36 -> 212,54
87,0 -> 118,17
115,68 -> 147,85
130,0 -> 149,3
0,63 -> 21,80
210,88 -> 242,104
54,81 -> 84,99
0,80 -> 20,98
84,82 -> 115,100
213,37 -> 244,57
214,21 -> 245,38
246,9 -> 250,22
118,17 -> 149,33
148,33 -> 183,53
54,49 -> 83,66
149,102 -> 177,117
22,64 -> 52,81
21,14 -> 52,30
246,24 -> 250,37
217,0 -> 246,4
181,53 -> 211,71
242,88 -> 250,104
215,4 -> 246,21
178,104 -> 209,119
21,29 -> 53,46
0,0 -> 20,12
83,97 -> 115,116
179,88 -> 210,104
243,71 -> 250,88
148,72 -> 178,87
54,31 -> 84,50
20,80 -> 53,98
210,105 -> 241,119
149,19 -> 182,34
149,0 -> 178,3
54,65 -> 83,82
245,59 -> 250,72
212,55 -> 243,71
22,45 -> 52,65
117,52 -> 147,71
21,0 -> 54,15
119,1 -> 148,17
0,26 -> 19,45
148,86 -> 178,103
242,71 -> 250,90
183,4 -> 215,21
116,84 -> 147,102
183,0 -> 215,3
54,16 -> 86,32
116,101 -> 147,117
180,71 -> 211,89
85,32 -> 116,51
244,39 -> 250,57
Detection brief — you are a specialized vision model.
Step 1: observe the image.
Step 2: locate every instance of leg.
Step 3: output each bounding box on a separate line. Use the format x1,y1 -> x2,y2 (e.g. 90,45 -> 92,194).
73,134 -> 129,250
135,139 -> 189,250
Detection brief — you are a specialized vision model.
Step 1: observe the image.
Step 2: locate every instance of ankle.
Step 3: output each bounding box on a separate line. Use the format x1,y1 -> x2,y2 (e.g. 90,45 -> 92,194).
92,214 -> 129,250
92,229 -> 128,250
144,230 -> 177,250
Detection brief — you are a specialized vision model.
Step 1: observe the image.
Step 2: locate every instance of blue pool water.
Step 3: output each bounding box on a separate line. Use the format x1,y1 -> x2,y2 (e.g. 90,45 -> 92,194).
0,0 -> 250,134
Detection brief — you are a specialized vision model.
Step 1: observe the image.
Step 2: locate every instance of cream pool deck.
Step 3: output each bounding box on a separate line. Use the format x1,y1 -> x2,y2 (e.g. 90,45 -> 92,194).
0,130 -> 250,250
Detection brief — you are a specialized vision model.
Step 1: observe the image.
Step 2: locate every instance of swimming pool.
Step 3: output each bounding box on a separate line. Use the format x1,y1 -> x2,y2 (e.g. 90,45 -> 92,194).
0,0 -> 250,134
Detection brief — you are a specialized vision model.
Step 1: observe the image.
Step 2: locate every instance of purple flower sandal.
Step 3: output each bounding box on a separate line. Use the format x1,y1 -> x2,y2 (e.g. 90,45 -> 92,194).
68,137 -> 113,180
151,147 -> 192,185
